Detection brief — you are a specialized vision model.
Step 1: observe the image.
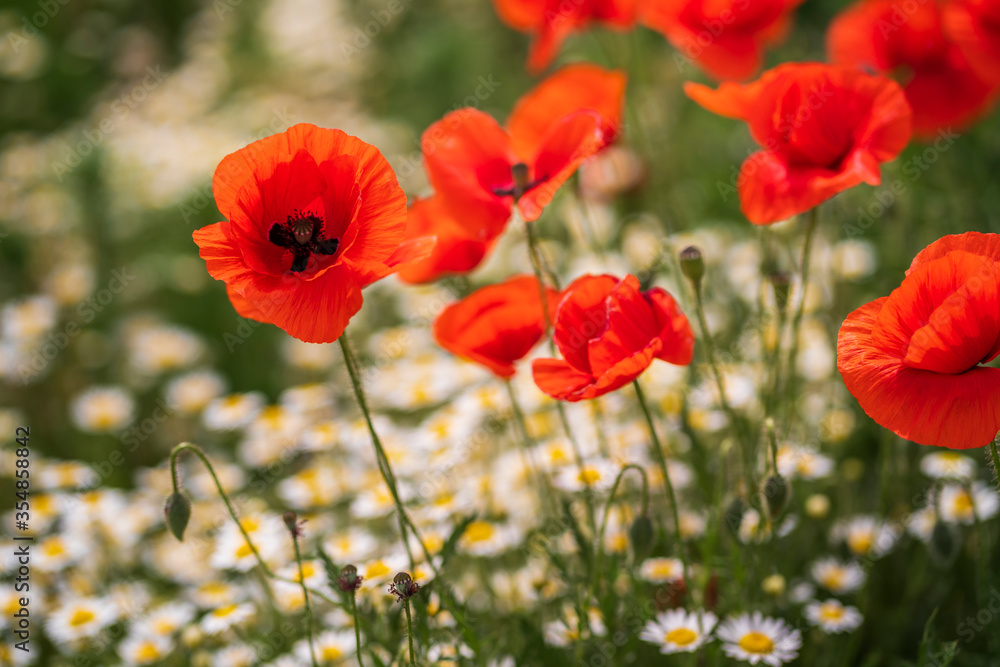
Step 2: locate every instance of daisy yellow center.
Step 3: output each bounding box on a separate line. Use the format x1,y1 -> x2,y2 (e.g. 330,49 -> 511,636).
939,452 -> 963,462
43,540 -> 65,557
578,469 -> 601,485
847,532 -> 873,555
69,609 -> 95,627
649,562 -> 677,578
136,642 -> 162,661
300,563 -> 316,579
953,491 -> 974,515
213,604 -> 238,618
240,518 -> 259,532
465,521 -> 494,543
153,619 -> 176,634
738,631 -> 775,654
819,602 -> 846,622
321,646 -> 343,661
821,569 -> 845,590
666,627 -> 698,646
548,448 -> 568,464
235,543 -> 253,558
367,561 -> 390,579
201,582 -> 229,595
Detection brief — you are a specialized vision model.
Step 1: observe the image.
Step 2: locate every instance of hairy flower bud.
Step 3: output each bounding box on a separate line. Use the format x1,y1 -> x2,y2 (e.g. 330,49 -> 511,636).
164,492 -> 192,542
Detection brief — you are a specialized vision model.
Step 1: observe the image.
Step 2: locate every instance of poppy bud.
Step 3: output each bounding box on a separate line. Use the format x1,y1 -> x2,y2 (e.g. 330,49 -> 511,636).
338,564 -> 363,593
389,571 -> 420,602
928,520 -> 961,567
769,272 -> 791,313
282,511 -> 299,534
164,492 -> 192,542
678,246 -> 704,289
760,474 -> 790,520
629,514 -> 655,560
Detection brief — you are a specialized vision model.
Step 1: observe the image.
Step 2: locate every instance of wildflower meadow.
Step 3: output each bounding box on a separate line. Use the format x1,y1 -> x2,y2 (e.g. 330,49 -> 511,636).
2,0 -> 1000,665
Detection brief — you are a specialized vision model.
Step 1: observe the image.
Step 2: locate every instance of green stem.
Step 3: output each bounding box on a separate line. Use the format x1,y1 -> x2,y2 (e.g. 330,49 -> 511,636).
338,336 -> 439,577
292,531 -> 319,667
505,380 -> 556,512
691,286 -> 755,495
168,443 -> 340,605
633,380 -> 689,585
784,206 -> 820,424
350,594 -> 364,667
765,418 -> 779,476
403,599 -> 416,666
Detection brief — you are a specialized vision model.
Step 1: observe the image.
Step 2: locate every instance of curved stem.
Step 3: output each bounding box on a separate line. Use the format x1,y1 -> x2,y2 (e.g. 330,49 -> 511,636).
633,381 -> 689,585
589,464 -> 648,600
168,443 -> 340,606
292,532 -> 319,667
338,335 -> 440,577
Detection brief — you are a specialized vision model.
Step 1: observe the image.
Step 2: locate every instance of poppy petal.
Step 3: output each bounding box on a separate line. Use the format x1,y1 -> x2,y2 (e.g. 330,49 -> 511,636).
907,231 -> 1000,274
647,287 -> 696,365
838,298 -> 1000,449
553,274 -> 620,374
532,357 -> 598,400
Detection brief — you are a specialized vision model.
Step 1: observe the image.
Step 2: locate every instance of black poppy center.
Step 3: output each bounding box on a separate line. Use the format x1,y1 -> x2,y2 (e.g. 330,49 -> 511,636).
268,209 -> 340,273
492,162 -> 548,199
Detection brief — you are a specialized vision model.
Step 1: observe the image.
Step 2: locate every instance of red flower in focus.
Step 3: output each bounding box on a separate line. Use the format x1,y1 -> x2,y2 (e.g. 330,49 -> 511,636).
944,0 -> 1000,85
828,0 -> 1000,138
837,232 -> 1000,449
642,0 -> 805,81
532,274 -> 694,401
434,275 -> 560,378
492,0 -> 638,73
685,63 -> 912,225
193,124 -> 426,343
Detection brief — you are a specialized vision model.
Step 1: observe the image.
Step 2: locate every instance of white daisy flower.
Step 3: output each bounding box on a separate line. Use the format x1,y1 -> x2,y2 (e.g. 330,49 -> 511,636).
295,630 -> 356,665
638,557 -> 685,584
35,460 -> 99,490
210,513 -> 289,572
906,506 -> 937,543
939,482 -> 1000,524
70,386 -> 135,433
203,392 -> 265,431
776,445 -> 834,480
283,337 -> 337,371
2,294 -> 56,341
189,580 -> 244,609
164,370 -> 226,415
552,459 -> 618,493
810,557 -> 866,595
46,596 -> 119,644
804,599 -> 863,634
322,529 -> 379,564
200,602 -> 255,634
34,532 -> 87,572
717,611 -> 802,665
458,520 -> 522,557
118,633 -> 172,665
920,451 -> 976,480
678,510 -> 708,540
831,515 -> 902,560
211,643 -> 258,667
138,601 -> 196,637
129,324 -> 204,375
639,609 -> 717,653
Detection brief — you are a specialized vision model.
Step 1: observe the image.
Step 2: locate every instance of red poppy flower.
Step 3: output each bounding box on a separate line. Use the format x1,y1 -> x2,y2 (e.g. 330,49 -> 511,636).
433,275 -> 560,378
837,232 -> 1000,449
944,0 -> 1000,85
492,0 -> 638,73
684,63 -> 912,225
532,274 -> 694,401
193,123 -> 427,343
641,0 -> 805,81
397,197 -> 505,284
828,0 -> 1000,138
507,63 -> 627,158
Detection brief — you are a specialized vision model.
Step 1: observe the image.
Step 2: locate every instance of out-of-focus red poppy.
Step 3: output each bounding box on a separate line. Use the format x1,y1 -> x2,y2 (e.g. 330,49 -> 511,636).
507,63 -> 627,157
532,274 -> 694,401
193,123 -> 427,343
685,63 -> 912,225
642,0 -> 805,81
397,197 -> 504,284
405,65 -> 623,284
492,0 -> 638,73
828,0 -> 1000,139
434,275 -> 560,378
944,0 -> 1000,85
837,232 -> 1000,449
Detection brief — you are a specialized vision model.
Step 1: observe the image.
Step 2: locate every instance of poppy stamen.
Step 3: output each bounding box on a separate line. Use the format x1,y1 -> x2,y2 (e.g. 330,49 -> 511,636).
268,210 -> 340,273
492,162 -> 547,199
